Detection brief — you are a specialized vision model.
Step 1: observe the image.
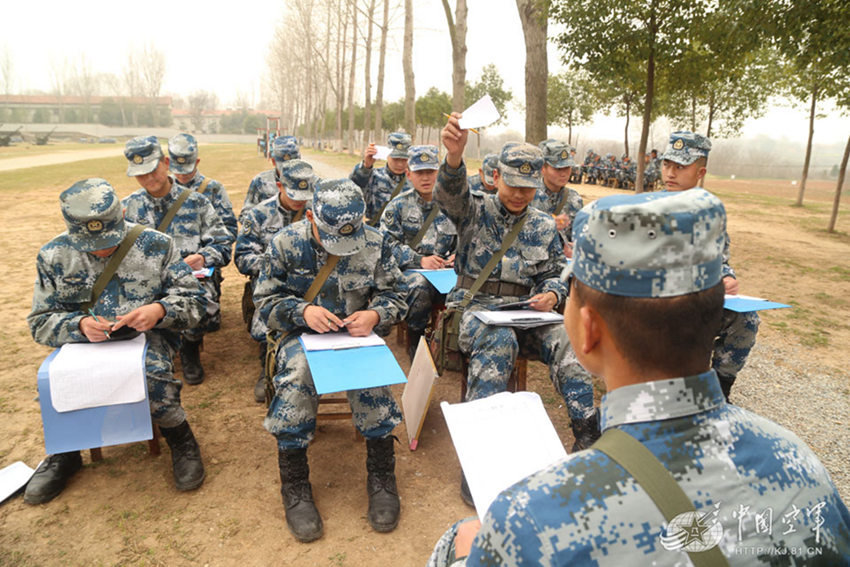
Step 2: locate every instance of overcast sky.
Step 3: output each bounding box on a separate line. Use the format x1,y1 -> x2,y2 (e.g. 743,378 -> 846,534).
3,0 -> 849,145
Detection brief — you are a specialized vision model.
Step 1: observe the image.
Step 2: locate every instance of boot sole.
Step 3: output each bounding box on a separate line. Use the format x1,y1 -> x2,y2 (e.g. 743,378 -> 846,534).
175,470 -> 206,492
183,372 -> 205,386
369,517 -> 400,533
286,519 -> 324,543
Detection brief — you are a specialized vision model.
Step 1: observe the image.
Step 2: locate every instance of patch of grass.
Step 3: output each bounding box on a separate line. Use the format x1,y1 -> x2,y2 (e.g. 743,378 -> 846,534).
827,265 -> 850,281
329,551 -> 347,566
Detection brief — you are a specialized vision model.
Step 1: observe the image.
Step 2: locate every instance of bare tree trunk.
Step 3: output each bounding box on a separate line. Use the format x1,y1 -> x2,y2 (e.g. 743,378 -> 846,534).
828,132 -> 850,232
336,1 -> 349,151
374,0 -> 389,136
440,0 -> 468,111
623,97 -> 631,157
516,0 -> 548,143
796,85 -> 818,206
363,0 -> 376,145
347,0 -> 358,154
403,0 -> 415,136
635,7 -> 656,194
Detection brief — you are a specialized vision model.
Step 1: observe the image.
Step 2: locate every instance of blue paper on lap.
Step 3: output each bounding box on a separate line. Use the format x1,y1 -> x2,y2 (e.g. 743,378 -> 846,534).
300,342 -> 407,395
37,349 -> 153,455
407,269 -> 455,294
724,295 -> 791,313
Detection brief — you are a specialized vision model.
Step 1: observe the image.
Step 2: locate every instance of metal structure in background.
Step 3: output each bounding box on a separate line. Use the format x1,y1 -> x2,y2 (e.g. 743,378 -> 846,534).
257,117 -> 281,158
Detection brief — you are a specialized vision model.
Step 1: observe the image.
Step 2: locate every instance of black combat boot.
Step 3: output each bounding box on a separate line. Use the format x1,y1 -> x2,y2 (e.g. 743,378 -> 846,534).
278,448 -> 323,542
159,421 -> 205,491
366,436 -> 401,532
23,451 -> 83,504
180,337 -> 205,385
570,411 -> 601,452
407,330 -> 423,362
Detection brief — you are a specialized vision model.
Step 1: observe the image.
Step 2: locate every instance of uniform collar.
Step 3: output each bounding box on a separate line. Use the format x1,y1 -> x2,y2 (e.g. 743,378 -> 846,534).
600,370 -> 726,431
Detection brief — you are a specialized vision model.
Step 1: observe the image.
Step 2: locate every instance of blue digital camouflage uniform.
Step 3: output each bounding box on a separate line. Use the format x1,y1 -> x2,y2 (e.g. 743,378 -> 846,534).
122,179 -> 233,340
535,139 -> 584,245
254,179 -> 407,450
380,145 -> 457,334
435,143 -> 594,421
243,136 -> 302,213
28,179 -> 206,428
659,131 -> 760,398
350,132 -> 412,222
467,153 -> 498,195
429,189 -> 850,566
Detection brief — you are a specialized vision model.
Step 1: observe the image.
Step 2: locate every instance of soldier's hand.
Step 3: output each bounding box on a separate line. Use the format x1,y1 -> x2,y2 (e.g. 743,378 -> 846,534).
343,310 -> 380,337
441,112 -> 468,168
529,291 -> 558,313
364,143 -> 377,168
563,241 -> 574,259
304,305 -> 345,333
454,519 -> 482,559
445,253 -> 456,267
183,253 -> 205,271
112,303 -> 166,332
553,213 -> 570,232
420,255 -> 446,270
723,276 -> 739,295
80,315 -> 115,343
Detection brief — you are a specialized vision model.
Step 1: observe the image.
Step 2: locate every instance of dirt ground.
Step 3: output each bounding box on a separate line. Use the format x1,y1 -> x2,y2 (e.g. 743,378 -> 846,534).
0,144 -> 847,566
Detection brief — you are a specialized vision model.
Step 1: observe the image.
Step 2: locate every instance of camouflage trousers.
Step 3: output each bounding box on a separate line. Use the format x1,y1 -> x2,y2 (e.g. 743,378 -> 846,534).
427,518 -> 474,567
263,334 -> 402,450
145,330 -> 186,428
183,277 -> 220,342
458,306 -> 595,421
712,308 -> 760,391
404,272 -> 444,333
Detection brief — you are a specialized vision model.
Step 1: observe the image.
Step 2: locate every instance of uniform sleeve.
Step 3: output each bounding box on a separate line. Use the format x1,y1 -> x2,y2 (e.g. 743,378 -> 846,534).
155,236 -> 206,330
196,199 -> 235,267
234,209 -> 266,278
253,240 -> 311,334
209,182 -> 238,239
466,491 -> 549,566
531,222 -> 569,303
435,159 -> 473,228
349,161 -> 373,190
243,174 -> 265,211
369,232 -> 409,334
27,251 -> 88,347
566,190 -> 584,243
379,199 -> 420,270
722,230 -> 736,279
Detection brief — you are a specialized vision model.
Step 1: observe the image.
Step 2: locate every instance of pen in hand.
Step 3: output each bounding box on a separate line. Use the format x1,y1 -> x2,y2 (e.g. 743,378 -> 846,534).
88,308 -> 112,340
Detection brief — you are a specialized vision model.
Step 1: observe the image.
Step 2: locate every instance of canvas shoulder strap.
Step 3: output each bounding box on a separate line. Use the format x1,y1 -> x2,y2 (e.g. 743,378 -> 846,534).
460,213 -> 528,309
82,224 -> 145,311
196,178 -> 211,195
553,187 -> 570,216
369,176 -> 407,226
408,205 -> 441,250
593,428 -> 730,567
156,189 -> 192,233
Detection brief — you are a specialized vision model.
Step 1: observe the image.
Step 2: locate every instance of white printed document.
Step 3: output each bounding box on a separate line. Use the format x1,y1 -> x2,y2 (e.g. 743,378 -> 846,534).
473,309 -> 564,329
299,331 -> 385,351
373,145 -> 392,161
441,392 -> 568,518
458,94 -> 501,130
0,461 -> 35,504
48,334 -> 147,413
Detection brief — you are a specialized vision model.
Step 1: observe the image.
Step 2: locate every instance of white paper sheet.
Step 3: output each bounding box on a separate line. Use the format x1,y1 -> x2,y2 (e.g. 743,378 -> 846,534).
374,145 -> 392,161
192,267 -> 214,278
458,94 -> 501,130
48,334 -> 147,413
401,337 -> 440,450
725,294 -> 765,301
441,392 -> 568,518
299,331 -> 385,351
473,309 -> 564,329
0,461 -> 35,504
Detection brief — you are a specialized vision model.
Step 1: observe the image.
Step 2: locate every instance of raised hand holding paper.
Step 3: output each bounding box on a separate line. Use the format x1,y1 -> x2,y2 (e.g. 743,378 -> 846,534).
457,94 -> 501,131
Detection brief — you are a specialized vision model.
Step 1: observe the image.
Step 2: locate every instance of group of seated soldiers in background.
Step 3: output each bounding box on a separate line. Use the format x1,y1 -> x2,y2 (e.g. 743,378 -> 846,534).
581,148 -> 661,190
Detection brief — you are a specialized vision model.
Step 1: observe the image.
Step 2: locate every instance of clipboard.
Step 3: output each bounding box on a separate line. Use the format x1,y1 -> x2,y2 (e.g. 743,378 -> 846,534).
401,337 -> 440,450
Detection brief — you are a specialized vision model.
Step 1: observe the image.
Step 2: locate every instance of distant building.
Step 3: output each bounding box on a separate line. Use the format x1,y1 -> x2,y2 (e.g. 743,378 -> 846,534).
0,94 -> 173,127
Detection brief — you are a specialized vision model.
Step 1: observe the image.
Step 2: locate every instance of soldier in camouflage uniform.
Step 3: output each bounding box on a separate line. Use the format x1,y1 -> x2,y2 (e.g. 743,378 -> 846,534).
568,147 -> 582,183
438,115 -> 598,505
25,179 -> 207,504
235,159 -> 315,403
644,151 -> 660,190
379,145 -> 457,360
254,179 -> 407,542
660,131 -> 760,401
121,136 -> 234,385
583,149 -> 600,184
533,139 -> 584,257
350,131 -> 412,224
467,153 -> 498,194
429,189 -> 850,566
617,153 -> 636,189
243,135 -> 300,213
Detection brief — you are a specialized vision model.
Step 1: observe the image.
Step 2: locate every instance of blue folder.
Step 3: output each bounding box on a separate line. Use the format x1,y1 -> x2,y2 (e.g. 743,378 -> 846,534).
299,341 -> 407,395
724,297 -> 791,313
37,348 -> 153,455
407,269 -> 456,294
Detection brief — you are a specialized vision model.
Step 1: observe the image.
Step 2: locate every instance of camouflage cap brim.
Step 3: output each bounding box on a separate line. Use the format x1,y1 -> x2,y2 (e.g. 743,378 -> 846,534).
68,220 -> 126,252
168,156 -> 197,175
659,146 -> 705,166
126,152 -> 161,176
285,187 -> 313,201
409,161 -> 438,172
314,217 -> 366,256
499,165 -> 542,189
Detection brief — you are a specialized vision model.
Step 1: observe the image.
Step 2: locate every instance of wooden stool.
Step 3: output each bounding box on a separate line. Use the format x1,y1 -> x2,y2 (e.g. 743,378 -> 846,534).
89,424 -> 161,462
460,356 -> 528,402
317,394 -> 362,441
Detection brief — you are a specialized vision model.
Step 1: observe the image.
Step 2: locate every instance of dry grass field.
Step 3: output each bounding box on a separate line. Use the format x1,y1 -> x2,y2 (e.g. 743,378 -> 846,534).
0,142 -> 847,566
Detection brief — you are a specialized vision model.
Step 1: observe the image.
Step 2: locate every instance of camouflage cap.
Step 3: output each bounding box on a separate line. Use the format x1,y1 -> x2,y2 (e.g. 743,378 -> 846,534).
481,153 -> 499,185
408,144 -> 439,171
277,159 -> 315,201
387,132 -> 412,159
660,131 -> 711,166
538,138 -> 576,168
569,189 -> 725,298
124,136 -> 163,176
312,179 -> 366,256
60,178 -> 126,252
498,142 -> 544,189
167,133 -> 198,174
271,135 -> 301,163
